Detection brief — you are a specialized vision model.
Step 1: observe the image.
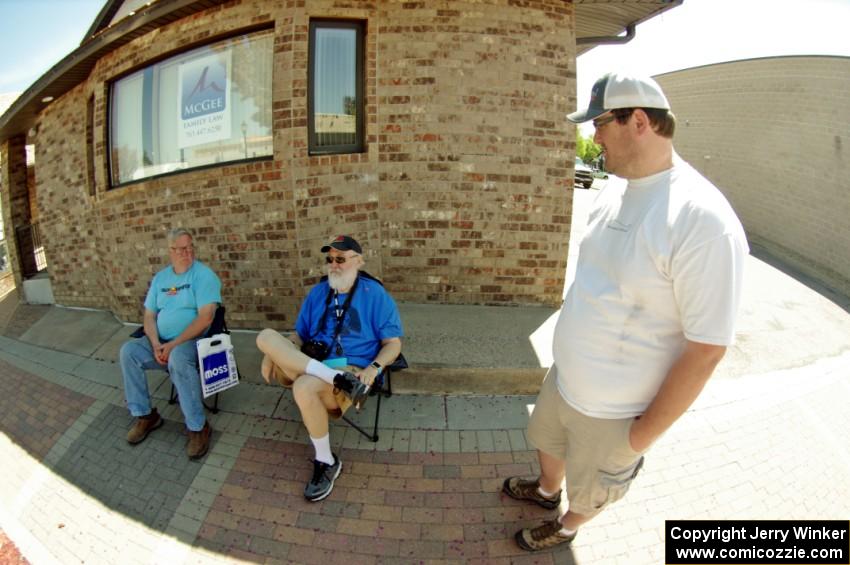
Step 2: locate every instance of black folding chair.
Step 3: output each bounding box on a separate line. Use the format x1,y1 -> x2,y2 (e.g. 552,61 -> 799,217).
342,352 -> 408,442
129,305 -> 229,414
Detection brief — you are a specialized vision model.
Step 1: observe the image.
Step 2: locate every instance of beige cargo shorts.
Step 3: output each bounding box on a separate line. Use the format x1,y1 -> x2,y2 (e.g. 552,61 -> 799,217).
527,369 -> 646,517
267,362 -> 362,419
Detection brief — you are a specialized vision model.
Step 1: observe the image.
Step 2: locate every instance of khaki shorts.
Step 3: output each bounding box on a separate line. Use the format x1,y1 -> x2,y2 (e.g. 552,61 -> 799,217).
268,362 -> 362,419
527,369 -> 646,517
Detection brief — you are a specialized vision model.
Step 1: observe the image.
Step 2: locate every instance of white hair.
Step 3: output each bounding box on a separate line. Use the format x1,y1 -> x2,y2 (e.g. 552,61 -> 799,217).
167,227 -> 193,245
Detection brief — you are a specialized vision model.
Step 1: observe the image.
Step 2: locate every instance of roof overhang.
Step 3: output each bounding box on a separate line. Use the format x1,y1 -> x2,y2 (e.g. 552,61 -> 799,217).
0,0 -> 226,142
0,0 -> 683,142
575,0 -> 684,56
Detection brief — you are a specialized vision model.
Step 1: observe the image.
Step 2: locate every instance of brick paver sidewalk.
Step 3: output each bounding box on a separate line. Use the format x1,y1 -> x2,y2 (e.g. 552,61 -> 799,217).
1,335 -> 849,564
0,528 -> 30,565
0,355 -> 571,564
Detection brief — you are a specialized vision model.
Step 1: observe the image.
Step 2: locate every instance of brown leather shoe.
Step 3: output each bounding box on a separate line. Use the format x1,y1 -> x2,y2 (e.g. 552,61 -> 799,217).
186,422 -> 212,460
127,408 -> 163,445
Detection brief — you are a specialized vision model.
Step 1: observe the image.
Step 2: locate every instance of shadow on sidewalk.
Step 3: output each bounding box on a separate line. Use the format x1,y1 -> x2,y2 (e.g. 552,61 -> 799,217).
0,352 -> 564,563
750,242 -> 850,315
0,286 -> 50,340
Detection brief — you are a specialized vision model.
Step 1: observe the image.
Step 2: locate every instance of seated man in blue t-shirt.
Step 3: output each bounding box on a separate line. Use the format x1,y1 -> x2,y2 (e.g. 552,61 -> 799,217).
257,235 -> 403,502
120,227 -> 221,460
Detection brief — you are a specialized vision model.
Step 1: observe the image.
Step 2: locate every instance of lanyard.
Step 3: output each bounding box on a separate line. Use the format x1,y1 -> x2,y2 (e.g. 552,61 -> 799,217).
324,276 -> 358,356
333,292 -> 345,323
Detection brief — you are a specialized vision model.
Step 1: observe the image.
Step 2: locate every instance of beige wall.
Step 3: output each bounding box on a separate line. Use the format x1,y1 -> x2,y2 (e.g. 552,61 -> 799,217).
17,0 -> 577,328
656,56 -> 850,297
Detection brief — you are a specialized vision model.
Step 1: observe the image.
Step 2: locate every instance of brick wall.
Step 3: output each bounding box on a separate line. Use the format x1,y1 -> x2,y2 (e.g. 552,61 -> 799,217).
30,0 -> 575,328
656,56 -> 850,297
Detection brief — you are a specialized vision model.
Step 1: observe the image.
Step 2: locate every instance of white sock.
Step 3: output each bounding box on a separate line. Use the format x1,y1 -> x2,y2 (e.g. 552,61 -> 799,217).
537,485 -> 558,498
310,434 -> 334,465
306,359 -> 339,385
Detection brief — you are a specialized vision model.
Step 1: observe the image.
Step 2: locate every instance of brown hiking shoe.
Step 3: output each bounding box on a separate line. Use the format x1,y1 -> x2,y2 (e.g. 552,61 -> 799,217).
127,408 -> 163,444
186,422 -> 212,460
502,477 -> 561,509
515,519 -> 577,552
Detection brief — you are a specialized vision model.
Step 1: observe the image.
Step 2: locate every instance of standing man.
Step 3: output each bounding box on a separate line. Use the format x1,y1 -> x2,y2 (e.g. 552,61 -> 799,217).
120,227 -> 221,460
257,235 -> 403,502
503,73 -> 749,551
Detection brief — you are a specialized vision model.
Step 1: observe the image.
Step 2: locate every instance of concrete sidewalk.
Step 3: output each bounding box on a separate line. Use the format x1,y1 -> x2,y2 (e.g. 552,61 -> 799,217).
1,190 -> 850,563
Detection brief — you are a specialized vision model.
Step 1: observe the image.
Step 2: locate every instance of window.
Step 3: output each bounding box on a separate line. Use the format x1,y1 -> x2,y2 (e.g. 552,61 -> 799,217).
308,21 -> 364,155
86,95 -> 95,196
0,242 -> 8,274
109,30 -> 273,186
0,206 -> 6,274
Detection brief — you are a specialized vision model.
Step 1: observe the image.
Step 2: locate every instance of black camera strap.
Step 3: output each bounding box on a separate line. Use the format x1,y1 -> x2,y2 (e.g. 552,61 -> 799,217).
310,275 -> 359,356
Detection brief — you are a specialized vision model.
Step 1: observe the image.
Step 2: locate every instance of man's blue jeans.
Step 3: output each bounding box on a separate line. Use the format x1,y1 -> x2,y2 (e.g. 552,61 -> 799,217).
120,337 -> 205,432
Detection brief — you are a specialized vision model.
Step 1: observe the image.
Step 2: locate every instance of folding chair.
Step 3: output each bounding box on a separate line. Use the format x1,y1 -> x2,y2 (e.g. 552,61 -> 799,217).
342,352 -> 408,442
129,305 -> 230,414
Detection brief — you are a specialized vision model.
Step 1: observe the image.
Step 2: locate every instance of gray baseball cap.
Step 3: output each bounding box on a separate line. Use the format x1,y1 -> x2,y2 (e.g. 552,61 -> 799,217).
568,72 -> 670,123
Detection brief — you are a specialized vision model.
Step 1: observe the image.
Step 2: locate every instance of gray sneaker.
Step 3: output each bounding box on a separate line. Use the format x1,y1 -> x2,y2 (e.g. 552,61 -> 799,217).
304,454 -> 342,502
502,477 -> 561,509
333,371 -> 369,410
515,519 -> 577,552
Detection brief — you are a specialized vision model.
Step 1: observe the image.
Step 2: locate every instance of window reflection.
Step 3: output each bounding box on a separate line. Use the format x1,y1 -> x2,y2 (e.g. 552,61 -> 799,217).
309,21 -> 363,154
109,30 -> 273,186
314,28 -> 356,147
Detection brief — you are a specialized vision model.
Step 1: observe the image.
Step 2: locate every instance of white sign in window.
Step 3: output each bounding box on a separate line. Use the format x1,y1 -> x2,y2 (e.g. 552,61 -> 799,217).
178,51 -> 232,149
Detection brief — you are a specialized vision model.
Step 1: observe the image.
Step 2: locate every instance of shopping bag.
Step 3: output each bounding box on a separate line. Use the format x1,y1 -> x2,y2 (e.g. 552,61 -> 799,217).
196,333 -> 239,398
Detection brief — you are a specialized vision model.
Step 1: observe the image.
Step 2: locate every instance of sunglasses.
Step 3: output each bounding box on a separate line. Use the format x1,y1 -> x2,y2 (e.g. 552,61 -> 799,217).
592,114 -> 617,128
326,256 -> 351,264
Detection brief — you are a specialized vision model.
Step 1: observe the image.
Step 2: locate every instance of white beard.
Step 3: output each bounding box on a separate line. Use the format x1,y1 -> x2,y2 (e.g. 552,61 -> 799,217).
328,268 -> 358,292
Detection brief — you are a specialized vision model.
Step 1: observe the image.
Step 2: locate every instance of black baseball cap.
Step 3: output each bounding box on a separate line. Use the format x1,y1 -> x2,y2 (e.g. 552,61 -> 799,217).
321,235 -> 362,254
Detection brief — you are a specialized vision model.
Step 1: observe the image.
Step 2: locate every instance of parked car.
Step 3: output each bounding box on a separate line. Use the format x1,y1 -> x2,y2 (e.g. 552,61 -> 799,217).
574,156 -> 594,189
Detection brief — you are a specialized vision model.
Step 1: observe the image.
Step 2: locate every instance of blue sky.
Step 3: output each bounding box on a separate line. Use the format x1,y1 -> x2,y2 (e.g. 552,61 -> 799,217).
0,0 -> 103,94
1,0 -> 849,111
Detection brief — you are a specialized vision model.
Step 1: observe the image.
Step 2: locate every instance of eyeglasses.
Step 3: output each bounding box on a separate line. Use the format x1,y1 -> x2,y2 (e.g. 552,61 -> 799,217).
170,245 -> 194,254
592,114 -> 617,128
326,256 -> 352,264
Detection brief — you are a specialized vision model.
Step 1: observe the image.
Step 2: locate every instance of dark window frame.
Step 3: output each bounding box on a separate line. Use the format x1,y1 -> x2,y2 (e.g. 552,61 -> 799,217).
308,20 -> 365,155
85,94 -> 96,196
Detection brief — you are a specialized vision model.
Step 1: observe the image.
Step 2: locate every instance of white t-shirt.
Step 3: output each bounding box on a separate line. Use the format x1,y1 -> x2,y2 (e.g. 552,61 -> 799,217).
553,154 -> 749,419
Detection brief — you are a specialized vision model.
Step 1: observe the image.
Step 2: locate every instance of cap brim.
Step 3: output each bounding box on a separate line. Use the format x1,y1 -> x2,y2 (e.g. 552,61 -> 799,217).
321,242 -> 360,253
567,106 -> 608,124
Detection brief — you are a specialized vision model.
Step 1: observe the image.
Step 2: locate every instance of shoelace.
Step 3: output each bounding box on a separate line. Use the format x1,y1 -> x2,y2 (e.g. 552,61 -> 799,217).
310,460 -> 331,485
531,520 -> 564,541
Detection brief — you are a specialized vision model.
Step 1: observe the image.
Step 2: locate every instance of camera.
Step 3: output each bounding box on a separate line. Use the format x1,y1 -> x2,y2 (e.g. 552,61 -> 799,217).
301,339 -> 330,361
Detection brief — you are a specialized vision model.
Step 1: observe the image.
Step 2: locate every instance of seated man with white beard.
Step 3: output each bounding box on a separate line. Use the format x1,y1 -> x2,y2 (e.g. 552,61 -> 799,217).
256,235 -> 403,501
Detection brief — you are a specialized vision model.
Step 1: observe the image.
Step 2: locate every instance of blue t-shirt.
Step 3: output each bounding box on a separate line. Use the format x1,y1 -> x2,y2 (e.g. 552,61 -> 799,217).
295,276 -> 403,368
143,260 -> 222,341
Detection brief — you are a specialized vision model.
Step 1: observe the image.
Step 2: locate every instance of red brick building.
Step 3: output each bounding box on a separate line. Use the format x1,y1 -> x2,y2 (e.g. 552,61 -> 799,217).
0,0 -> 680,328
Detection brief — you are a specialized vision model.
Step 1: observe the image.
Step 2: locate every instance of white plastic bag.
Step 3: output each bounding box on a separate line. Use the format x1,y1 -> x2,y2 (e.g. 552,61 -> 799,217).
196,333 -> 239,398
